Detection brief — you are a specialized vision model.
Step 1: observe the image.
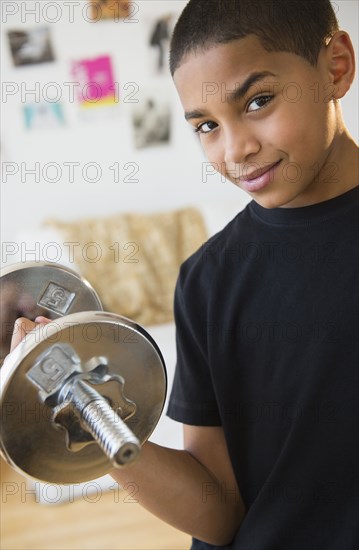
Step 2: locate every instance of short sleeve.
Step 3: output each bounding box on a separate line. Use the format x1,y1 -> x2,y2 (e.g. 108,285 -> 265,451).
166,262 -> 221,426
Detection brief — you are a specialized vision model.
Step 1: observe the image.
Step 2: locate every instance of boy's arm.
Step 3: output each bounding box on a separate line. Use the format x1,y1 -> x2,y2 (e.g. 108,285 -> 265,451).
111,424 -> 246,546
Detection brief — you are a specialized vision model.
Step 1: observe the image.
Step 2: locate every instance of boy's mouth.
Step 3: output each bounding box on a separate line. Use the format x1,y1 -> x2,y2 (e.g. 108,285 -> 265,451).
238,160 -> 282,192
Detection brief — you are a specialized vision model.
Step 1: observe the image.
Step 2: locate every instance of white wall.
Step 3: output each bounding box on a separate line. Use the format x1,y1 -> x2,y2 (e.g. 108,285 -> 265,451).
1,0 -> 358,250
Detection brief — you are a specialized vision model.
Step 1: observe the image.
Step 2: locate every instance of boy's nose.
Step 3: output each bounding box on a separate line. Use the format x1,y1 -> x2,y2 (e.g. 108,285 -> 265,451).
223,126 -> 260,166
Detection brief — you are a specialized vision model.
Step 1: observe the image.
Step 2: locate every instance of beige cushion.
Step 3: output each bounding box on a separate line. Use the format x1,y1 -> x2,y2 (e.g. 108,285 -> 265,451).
47,207 -> 207,325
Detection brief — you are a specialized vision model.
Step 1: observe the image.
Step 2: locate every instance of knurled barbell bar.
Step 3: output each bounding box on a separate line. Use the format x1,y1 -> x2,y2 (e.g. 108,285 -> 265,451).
0,263 -> 167,484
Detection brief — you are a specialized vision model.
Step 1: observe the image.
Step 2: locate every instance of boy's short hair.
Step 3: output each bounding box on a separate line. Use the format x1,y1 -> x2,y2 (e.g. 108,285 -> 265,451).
170,0 -> 339,75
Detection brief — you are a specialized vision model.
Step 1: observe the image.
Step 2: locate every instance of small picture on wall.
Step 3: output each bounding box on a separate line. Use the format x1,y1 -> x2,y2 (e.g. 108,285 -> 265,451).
23,102 -> 65,130
71,55 -> 117,108
89,0 -> 131,21
132,91 -> 171,149
148,14 -> 174,76
8,27 -> 55,67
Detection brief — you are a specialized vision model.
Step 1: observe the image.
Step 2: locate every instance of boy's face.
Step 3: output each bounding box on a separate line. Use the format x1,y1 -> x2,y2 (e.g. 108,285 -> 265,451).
174,35 -> 340,209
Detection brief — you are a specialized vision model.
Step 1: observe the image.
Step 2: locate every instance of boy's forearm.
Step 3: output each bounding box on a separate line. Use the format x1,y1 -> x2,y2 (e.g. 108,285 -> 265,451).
110,441 -> 244,546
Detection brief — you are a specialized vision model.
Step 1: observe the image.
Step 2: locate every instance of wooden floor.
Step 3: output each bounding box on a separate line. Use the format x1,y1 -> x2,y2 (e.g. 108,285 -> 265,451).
0,459 -> 191,550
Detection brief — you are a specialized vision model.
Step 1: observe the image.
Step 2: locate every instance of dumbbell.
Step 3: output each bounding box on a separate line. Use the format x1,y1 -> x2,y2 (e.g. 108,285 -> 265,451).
0,262 -> 167,484
0,261 -> 103,362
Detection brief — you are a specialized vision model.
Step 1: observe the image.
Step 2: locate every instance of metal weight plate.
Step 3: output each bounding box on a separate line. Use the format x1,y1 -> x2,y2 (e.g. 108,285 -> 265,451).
0,261 -> 103,361
0,311 -> 167,484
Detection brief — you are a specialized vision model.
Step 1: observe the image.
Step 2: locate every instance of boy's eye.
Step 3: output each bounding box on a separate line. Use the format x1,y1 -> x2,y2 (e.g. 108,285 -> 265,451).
247,95 -> 273,112
194,120 -> 218,134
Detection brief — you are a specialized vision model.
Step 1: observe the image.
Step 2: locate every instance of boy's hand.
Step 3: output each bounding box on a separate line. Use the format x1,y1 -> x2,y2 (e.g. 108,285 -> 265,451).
1,281 -> 38,358
9,316 -> 52,352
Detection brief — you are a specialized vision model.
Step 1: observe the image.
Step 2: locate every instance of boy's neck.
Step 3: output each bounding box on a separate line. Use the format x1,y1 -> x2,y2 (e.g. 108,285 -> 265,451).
320,130 -> 358,199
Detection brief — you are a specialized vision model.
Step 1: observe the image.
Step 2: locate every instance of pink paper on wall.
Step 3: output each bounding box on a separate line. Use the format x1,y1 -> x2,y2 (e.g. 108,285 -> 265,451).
71,55 -> 117,108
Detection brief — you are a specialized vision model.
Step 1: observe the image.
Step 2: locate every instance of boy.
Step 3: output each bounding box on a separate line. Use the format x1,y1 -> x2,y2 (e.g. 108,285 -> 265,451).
9,0 -> 358,548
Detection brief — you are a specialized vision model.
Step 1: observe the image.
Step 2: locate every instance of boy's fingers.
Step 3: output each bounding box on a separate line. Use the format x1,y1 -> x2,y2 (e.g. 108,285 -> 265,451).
34,316 -> 52,324
9,317 -> 52,352
10,317 -> 37,352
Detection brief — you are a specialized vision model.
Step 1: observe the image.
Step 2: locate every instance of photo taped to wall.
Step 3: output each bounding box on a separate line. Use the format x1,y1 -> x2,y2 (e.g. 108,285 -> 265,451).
8,27 -> 55,67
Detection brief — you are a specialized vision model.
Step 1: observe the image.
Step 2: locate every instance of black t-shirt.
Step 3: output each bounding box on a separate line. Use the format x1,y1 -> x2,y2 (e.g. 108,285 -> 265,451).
167,187 -> 359,550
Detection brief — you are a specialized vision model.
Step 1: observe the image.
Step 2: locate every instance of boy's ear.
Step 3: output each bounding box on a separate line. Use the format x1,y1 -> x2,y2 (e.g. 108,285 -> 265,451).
325,31 -> 356,100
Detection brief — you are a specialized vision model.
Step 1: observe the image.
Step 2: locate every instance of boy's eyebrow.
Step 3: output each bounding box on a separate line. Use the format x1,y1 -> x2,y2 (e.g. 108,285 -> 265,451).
184,71 -> 278,121
227,71 -> 278,103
